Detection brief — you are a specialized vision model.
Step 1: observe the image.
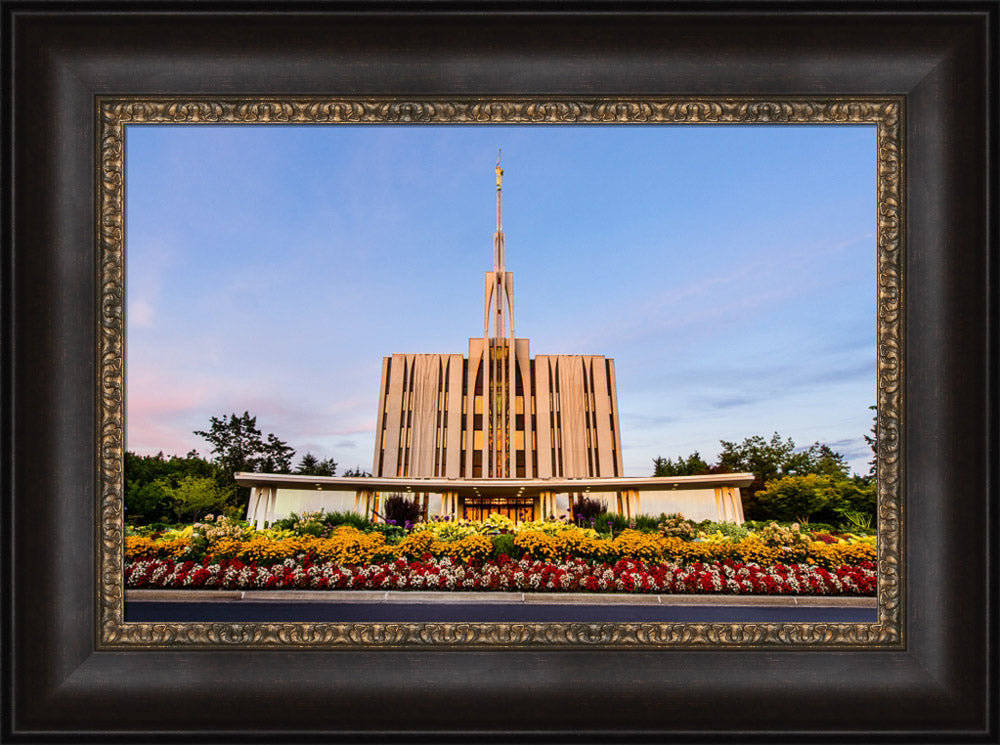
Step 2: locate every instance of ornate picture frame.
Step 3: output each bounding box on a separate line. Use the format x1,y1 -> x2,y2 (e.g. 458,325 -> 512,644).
5,4 -> 994,740
100,96 -> 902,649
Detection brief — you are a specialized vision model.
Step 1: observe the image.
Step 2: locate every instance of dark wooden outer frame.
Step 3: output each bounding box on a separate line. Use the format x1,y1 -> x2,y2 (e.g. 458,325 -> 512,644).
3,3 -> 996,741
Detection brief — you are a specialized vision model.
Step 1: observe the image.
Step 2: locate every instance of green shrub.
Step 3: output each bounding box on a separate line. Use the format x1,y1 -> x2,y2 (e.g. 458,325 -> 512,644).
757,521 -> 812,550
753,474 -> 838,523
271,510 -> 333,537
632,515 -> 662,532
801,521 -> 838,534
697,520 -> 750,542
324,511 -> 372,530
658,513 -> 697,540
490,533 -> 518,560
831,479 -> 877,531
595,512 -> 629,536
839,512 -> 876,534
368,523 -> 405,543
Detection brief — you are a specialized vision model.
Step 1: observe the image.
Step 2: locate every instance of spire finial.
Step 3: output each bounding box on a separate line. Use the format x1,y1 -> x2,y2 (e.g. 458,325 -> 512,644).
495,149 -> 503,190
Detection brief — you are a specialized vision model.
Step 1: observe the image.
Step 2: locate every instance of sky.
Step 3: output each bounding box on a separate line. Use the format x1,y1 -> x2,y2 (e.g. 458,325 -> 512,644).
124,123 -> 877,476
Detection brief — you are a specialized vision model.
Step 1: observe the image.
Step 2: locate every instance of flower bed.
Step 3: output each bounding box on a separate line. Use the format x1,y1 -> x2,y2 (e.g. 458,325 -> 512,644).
126,555 -> 876,595
126,525 -> 876,570
124,515 -> 877,595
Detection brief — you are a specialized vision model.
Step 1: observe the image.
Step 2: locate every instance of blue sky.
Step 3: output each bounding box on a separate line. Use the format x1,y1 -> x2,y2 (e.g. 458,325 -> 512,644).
125,123 -> 877,476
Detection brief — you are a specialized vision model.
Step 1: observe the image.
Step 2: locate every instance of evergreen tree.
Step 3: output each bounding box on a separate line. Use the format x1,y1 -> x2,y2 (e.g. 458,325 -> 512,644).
296,452 -> 337,476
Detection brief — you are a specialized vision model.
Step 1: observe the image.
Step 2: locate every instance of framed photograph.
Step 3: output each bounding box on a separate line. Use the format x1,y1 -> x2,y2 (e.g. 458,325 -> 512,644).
4,3 -> 996,741
118,114 -> 886,629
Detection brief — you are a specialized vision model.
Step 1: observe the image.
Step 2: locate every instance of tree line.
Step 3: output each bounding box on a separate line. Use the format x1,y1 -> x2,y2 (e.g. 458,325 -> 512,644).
127,410 -> 878,531
125,411 -> 368,526
652,416 -> 877,529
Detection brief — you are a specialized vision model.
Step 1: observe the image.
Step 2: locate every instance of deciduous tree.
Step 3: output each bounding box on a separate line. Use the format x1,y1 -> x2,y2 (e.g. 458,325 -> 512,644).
194,412 -> 295,509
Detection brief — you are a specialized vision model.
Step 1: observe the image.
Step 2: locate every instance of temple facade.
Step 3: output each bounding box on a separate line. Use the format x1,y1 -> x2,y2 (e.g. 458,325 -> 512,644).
370,156 -> 623,519
240,158 -> 751,528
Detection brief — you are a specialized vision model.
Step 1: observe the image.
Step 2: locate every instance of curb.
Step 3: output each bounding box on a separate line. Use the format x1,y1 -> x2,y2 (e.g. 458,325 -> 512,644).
126,589 -> 877,607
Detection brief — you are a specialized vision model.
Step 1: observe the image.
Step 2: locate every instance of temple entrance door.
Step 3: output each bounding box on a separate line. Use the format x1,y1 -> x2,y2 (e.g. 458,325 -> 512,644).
462,498 -> 535,523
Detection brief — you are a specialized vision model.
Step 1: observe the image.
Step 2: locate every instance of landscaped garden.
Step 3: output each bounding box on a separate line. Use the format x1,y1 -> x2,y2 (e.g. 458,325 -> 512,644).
125,509 -> 877,596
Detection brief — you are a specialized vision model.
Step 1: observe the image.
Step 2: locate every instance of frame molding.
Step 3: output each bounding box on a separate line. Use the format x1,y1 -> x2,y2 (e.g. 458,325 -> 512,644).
5,4 -> 995,740
99,96 -> 903,649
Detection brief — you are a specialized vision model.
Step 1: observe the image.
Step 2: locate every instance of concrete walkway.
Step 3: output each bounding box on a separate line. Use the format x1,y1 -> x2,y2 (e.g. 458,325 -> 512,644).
127,589 -> 876,608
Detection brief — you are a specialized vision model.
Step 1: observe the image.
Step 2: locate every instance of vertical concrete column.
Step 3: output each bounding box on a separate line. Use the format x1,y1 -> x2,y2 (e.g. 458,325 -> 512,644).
250,486 -> 277,530
619,489 -> 639,519
539,490 -> 557,520
356,490 -> 373,520
439,491 -> 459,519
247,486 -> 269,529
729,487 -> 746,524
246,486 -> 260,527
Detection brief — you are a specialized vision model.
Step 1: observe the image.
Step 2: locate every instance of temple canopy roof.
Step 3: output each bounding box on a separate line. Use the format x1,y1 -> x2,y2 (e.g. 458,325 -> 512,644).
234,472 -> 755,499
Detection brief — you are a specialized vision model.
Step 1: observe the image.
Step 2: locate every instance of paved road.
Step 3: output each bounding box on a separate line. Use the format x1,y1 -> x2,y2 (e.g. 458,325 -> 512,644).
126,601 -> 877,623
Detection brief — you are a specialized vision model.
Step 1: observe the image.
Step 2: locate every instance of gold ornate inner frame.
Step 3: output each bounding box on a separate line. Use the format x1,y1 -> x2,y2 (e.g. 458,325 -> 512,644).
97,97 -> 903,648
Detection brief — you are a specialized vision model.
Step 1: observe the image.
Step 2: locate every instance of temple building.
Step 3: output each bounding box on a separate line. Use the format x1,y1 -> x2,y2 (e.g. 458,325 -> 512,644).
239,157 -> 752,527
370,156 -> 624,520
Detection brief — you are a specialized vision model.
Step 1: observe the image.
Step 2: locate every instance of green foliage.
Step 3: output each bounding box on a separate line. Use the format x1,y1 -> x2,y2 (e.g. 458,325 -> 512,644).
715,433 -> 855,519
323,511 -> 373,530
652,451 -> 711,476
195,410 -> 294,483
490,533 -> 518,560
800,522 -> 838,534
697,520 -> 750,542
295,453 -> 337,476
833,476 -> 877,516
272,509 -> 373,534
841,511 -> 875,534
757,521 -> 812,550
293,510 -> 328,537
863,404 -> 878,479
341,466 -> 372,477
126,480 -> 172,524
753,474 -> 839,523
596,512 -> 630,535
368,523 -> 405,543
596,512 -> 675,535
658,513 -> 698,540
124,450 -> 226,525
718,432 -> 797,486
797,443 -> 851,479
632,515 -> 662,532
754,470 -> 876,526
160,475 -> 232,524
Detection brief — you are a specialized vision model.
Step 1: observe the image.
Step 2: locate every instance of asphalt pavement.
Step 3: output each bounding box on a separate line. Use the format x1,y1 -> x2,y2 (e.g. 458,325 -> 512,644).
126,590 -> 877,623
